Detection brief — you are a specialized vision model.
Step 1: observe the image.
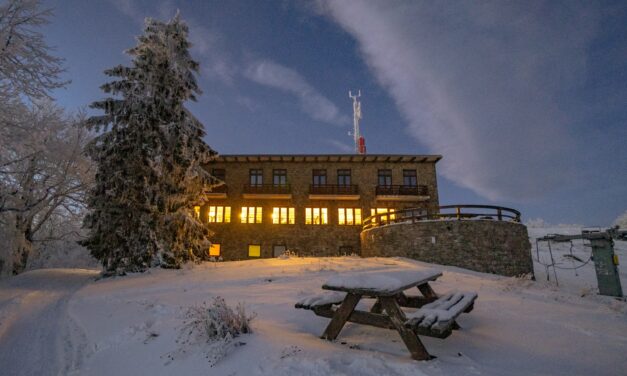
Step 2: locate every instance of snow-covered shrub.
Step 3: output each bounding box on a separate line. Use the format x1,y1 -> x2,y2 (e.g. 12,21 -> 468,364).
278,249 -> 299,259
615,210 -> 627,229
177,297 -> 255,366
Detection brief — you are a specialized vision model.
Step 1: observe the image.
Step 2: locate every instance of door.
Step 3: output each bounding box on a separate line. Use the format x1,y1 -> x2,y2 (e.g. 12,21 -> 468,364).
273,245 -> 287,257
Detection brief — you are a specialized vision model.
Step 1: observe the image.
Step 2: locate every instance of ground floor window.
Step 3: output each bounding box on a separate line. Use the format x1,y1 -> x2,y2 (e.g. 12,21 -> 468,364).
305,207 -> 328,225
248,244 -> 261,257
241,207 -> 263,224
273,245 -> 287,257
209,243 -> 221,257
370,208 -> 396,222
338,208 -> 362,225
208,206 -> 231,223
193,206 -> 200,219
272,207 -> 295,224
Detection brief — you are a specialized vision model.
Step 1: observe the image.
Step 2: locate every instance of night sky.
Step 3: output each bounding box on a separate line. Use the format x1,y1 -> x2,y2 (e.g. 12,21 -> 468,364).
42,0 -> 627,226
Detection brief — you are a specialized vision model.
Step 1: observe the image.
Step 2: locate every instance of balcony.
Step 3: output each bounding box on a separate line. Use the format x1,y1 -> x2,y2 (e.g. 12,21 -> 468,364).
309,184 -> 360,201
206,184 -> 228,199
242,184 -> 292,199
375,185 -> 429,201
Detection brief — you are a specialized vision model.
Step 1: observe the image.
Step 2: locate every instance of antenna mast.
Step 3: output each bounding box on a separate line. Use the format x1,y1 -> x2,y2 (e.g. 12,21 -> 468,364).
349,90 -> 366,154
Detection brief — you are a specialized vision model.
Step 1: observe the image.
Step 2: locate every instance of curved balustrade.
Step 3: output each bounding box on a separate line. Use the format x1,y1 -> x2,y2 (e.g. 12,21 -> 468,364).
362,204 -> 522,230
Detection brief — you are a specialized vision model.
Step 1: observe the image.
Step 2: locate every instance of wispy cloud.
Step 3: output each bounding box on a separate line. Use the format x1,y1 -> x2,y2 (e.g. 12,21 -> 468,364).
321,1 -> 600,201
245,60 -> 349,126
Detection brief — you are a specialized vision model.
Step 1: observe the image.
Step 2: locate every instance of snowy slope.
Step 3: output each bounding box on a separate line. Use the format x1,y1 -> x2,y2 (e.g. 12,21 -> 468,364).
1,229 -> 626,376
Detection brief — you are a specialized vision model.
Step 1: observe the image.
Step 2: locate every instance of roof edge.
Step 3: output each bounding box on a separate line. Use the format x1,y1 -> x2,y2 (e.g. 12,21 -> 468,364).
210,154 -> 443,163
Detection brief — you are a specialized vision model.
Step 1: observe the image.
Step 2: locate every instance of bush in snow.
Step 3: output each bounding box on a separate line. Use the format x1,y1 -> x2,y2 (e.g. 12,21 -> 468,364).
177,297 -> 255,366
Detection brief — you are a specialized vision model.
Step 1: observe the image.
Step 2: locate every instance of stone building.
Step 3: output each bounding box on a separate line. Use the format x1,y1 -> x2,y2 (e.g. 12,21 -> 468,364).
198,154 -> 442,260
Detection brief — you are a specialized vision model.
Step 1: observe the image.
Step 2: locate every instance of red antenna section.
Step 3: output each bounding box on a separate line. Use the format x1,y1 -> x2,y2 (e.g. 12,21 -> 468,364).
358,136 -> 366,154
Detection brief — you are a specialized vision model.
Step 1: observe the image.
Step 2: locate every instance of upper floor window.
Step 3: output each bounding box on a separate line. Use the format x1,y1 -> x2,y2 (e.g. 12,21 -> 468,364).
312,169 -> 327,186
249,169 -> 263,186
403,169 -> 417,186
273,169 -> 287,186
337,169 -> 351,186
305,207 -> 328,225
378,169 -> 392,187
272,207 -> 295,224
208,206 -> 231,223
338,208 -> 362,225
212,168 -> 225,182
240,206 -> 263,224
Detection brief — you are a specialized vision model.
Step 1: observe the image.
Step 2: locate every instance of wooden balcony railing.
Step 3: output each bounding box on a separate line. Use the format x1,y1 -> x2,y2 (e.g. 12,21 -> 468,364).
243,184 -> 291,194
309,184 -> 359,195
375,185 -> 428,196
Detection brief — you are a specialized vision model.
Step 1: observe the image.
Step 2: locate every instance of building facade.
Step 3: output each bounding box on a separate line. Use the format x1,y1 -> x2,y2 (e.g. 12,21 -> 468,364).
199,154 -> 441,260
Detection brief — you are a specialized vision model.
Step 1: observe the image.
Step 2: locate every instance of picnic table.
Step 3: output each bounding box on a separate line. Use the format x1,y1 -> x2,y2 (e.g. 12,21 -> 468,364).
295,268 -> 477,360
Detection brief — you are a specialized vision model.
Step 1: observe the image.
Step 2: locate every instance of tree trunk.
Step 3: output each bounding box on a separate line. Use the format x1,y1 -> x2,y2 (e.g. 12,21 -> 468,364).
9,214 -> 34,275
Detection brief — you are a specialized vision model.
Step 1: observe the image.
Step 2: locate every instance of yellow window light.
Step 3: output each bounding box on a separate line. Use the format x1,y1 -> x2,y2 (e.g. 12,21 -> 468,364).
248,244 -> 261,257
209,243 -> 221,257
193,206 -> 200,219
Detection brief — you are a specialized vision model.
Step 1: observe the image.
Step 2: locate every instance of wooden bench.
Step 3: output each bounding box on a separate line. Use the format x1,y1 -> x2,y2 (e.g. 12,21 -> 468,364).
295,292 -> 346,310
404,291 -> 477,339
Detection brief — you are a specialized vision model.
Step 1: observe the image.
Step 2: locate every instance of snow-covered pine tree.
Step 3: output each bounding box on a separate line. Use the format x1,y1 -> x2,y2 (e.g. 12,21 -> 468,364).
81,13 -> 219,275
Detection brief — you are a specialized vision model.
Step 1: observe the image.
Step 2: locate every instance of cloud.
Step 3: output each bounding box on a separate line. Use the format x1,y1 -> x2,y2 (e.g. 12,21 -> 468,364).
245,60 -> 349,126
320,1 -> 600,201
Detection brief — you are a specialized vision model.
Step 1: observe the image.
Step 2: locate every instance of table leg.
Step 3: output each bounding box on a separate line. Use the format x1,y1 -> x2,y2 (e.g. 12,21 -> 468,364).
379,296 -> 432,361
321,293 -> 361,340
417,283 -> 438,300
370,298 -> 383,313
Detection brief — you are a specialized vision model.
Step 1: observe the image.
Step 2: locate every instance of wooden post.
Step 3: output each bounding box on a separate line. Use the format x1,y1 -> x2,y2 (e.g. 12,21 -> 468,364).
456,206 -> 461,220
379,296 -> 431,361
417,283 -> 438,300
497,208 -> 502,221
321,293 -> 361,340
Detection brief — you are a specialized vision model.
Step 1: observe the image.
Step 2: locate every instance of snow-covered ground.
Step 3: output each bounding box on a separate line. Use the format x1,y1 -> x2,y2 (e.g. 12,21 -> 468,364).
0,228 -> 626,376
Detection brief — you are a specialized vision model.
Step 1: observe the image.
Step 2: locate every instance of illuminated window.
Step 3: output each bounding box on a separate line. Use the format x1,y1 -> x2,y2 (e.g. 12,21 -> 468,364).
248,244 -> 261,257
209,243 -> 221,257
193,206 -> 200,219
208,206 -> 231,223
241,207 -> 263,224
305,207 -> 328,225
370,208 -> 396,222
272,207 -> 295,224
338,208 -> 362,225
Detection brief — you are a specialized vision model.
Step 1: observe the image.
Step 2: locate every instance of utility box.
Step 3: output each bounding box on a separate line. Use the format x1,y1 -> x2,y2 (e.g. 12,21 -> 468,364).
589,237 -> 623,297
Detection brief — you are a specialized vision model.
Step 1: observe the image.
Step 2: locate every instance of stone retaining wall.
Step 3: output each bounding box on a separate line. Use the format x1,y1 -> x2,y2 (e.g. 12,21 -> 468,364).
360,220 -> 533,277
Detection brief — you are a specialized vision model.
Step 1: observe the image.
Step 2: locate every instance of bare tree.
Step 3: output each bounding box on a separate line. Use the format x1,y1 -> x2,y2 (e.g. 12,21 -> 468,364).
0,0 -> 66,99
0,101 -> 93,276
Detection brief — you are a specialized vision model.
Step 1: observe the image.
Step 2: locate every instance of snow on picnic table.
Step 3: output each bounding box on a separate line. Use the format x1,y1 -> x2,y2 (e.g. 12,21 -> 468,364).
322,268 -> 441,294
1,253 -> 627,376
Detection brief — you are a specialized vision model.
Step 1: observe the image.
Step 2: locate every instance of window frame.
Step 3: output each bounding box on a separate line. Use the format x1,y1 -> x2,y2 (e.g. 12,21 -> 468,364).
207,205 -> 231,223
272,169 -> 287,186
272,207 -> 295,224
249,169 -> 263,186
312,169 -> 327,186
337,169 -> 351,186
378,169 -> 392,187
240,206 -> 263,224
403,169 -> 417,187
211,168 -> 226,182
305,207 -> 328,225
338,207 -> 362,226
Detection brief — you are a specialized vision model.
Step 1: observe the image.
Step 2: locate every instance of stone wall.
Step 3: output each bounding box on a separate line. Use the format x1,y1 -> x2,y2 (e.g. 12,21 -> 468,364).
360,220 -> 533,277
